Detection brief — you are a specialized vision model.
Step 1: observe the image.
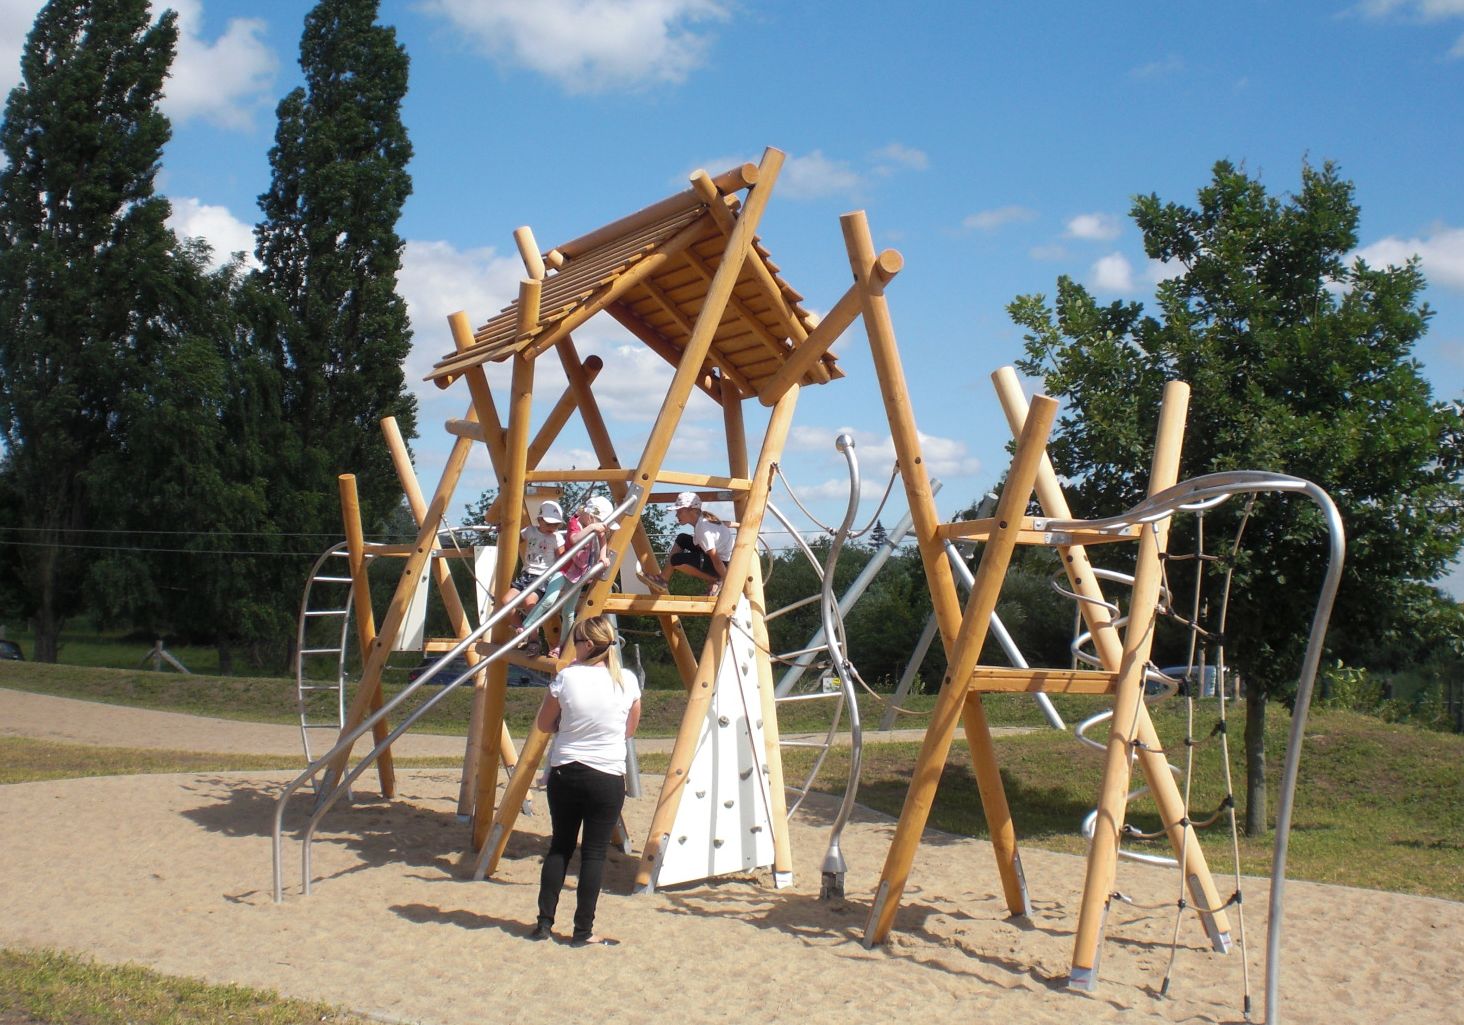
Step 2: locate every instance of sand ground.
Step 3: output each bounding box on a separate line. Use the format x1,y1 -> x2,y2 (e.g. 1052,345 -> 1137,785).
2,686 -> 1461,1024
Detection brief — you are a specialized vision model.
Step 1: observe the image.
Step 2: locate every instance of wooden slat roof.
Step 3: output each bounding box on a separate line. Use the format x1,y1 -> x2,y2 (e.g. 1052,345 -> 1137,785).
426,172 -> 843,395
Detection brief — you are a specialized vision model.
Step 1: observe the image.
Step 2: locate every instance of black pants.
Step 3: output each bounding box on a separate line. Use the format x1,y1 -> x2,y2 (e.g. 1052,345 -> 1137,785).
537,760 -> 626,940
669,533 -> 716,575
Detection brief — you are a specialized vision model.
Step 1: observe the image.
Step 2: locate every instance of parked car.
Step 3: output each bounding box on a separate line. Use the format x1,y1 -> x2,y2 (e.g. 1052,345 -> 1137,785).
1154,664 -> 1218,697
0,639 -> 23,661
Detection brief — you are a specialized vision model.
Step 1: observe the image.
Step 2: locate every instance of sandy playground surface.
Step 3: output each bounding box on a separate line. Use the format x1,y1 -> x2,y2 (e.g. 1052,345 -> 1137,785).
2,686 -> 1462,1024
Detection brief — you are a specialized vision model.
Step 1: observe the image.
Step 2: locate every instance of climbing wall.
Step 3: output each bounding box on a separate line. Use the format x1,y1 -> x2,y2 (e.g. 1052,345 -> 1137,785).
654,595 -> 776,888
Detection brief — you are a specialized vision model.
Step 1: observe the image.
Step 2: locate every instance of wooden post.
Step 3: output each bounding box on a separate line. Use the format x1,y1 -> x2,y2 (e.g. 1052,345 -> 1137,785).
321,433 -> 475,795
634,383 -> 799,890
1069,380 -> 1198,988
472,350 -> 535,849
337,474 -> 395,796
862,395 -> 1057,944
380,417 -> 518,820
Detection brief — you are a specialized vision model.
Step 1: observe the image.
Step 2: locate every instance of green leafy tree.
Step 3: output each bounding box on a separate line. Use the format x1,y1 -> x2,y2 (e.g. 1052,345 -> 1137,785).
1010,160 -> 1464,833
254,0 -> 418,559
0,1 -> 203,661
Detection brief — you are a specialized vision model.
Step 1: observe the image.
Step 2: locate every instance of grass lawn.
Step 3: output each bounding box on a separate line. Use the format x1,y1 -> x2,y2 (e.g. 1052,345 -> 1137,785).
0,948 -> 372,1025
0,659 -> 940,738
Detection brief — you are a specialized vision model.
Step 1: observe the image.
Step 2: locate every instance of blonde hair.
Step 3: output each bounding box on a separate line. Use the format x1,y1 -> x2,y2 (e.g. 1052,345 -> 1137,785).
571,615 -> 623,685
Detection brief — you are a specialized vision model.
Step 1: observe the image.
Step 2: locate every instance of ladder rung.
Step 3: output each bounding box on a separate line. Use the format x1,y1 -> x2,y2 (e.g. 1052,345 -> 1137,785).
299,647 -> 343,656
314,575 -> 354,584
305,609 -> 349,618
779,740 -> 832,749
298,683 -> 339,691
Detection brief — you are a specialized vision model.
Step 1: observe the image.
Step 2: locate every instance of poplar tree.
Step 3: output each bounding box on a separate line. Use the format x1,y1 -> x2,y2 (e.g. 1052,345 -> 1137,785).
0,1 -> 196,661
254,0 -> 418,549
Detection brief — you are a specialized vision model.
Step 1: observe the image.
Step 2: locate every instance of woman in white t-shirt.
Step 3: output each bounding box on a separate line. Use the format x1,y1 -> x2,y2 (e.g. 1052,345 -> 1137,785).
530,616 -> 642,946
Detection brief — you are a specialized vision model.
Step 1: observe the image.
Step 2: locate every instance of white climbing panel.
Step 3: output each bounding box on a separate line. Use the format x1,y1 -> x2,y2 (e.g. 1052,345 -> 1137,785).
654,595 -> 776,889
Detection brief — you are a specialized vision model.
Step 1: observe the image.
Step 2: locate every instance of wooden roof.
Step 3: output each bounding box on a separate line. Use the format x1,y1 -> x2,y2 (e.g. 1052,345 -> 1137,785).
426,164 -> 843,396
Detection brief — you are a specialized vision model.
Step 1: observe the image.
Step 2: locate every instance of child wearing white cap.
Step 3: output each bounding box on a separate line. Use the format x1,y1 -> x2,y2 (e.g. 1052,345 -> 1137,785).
639,491 -> 732,597
505,499 -> 566,654
522,495 -> 617,656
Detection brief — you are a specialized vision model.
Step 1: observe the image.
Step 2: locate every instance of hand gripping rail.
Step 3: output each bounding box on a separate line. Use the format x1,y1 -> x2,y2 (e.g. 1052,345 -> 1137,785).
270,487 -> 644,903
1039,469 -> 1342,1025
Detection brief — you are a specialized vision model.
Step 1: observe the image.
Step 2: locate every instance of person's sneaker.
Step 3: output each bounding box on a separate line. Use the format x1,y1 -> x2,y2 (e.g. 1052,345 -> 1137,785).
529,921 -> 553,941
636,569 -> 667,593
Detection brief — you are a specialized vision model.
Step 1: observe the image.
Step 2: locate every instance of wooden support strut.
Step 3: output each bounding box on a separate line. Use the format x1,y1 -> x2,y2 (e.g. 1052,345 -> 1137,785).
756,252 -> 900,408
380,416 -> 519,820
862,395 -> 1058,945
321,424 -> 476,797
337,474 -> 396,797
472,350 -> 535,849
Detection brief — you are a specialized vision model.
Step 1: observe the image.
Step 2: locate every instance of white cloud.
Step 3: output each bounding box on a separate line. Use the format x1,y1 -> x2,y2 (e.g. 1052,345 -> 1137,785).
0,3 -> 276,128
159,1 -> 277,130
1029,243 -> 1069,261
1146,256 -> 1186,285
1091,251 -> 1136,293
777,150 -> 864,200
871,142 -> 929,174
418,0 -> 728,93
787,424 -> 981,480
1354,1 -> 1464,19
1066,212 -> 1123,241
166,196 -> 256,270
0,1 -> 41,97
964,205 -> 1037,232
1129,54 -> 1184,78
1354,224 -> 1464,290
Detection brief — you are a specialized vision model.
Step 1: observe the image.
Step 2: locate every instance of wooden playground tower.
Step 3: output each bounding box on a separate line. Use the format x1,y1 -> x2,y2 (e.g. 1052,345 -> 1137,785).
322,145 -> 879,890
317,142 -> 1230,989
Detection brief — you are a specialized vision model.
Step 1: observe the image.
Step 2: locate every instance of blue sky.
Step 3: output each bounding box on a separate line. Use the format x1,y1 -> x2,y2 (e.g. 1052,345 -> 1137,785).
3,0 -> 1461,590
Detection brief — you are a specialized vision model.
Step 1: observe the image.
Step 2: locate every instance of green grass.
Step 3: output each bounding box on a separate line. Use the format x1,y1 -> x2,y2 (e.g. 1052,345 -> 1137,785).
0,948 -> 373,1025
0,736 -> 462,785
0,659 -> 939,739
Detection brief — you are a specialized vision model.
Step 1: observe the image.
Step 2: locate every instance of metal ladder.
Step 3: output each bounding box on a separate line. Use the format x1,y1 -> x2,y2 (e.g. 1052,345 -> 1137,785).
294,543 -> 357,779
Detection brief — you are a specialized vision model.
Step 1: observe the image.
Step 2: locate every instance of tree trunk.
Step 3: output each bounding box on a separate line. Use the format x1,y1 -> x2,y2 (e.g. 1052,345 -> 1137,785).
1244,690 -> 1267,836
32,547 -> 61,663
217,642 -> 234,676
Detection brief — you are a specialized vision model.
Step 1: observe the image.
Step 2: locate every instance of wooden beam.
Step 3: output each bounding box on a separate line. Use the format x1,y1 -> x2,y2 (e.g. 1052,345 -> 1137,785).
472,351 -> 535,849
690,169 -> 829,381
523,468 -> 752,490
935,516 -> 1142,547
381,416 -> 518,820
967,666 -> 1120,694
761,256 -> 895,407
337,473 -> 395,797
554,162 -> 758,261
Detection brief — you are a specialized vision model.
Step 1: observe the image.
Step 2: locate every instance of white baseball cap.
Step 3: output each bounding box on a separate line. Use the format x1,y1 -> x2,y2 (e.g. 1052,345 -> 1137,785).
674,491 -> 702,511
582,496 -> 614,523
537,499 -> 565,524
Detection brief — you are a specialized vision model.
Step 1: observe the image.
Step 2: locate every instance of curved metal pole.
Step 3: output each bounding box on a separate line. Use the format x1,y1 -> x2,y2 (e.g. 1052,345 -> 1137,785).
1041,469 -> 1344,1021
1265,482 -> 1345,1025
818,434 -> 866,900
271,488 -> 642,903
